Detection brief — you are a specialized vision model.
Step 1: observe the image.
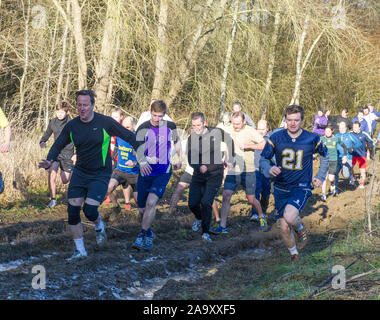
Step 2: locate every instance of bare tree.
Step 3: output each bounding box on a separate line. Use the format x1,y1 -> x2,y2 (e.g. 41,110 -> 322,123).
219,0 -> 239,120
56,0 -> 71,106
52,0 -> 88,90
151,0 -> 169,100
164,0 -> 228,108
93,0 -> 121,113
260,8 -> 280,119
18,0 -> 31,119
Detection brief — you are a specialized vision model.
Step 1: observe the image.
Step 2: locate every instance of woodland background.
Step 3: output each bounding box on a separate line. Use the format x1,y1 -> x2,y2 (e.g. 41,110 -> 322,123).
1,0 -> 380,131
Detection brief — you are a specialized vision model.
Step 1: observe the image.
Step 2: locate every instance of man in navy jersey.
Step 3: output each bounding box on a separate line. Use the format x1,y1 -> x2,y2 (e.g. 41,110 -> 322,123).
132,100 -> 182,250
260,105 -> 328,262
39,90 -> 137,260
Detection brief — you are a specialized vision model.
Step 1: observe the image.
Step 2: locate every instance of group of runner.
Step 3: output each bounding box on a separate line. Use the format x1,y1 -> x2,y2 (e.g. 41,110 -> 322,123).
312,106 -> 378,199
1,90 -> 379,262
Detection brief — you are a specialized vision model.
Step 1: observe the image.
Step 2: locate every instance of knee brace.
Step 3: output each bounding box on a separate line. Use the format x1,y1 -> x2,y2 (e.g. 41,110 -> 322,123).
67,204 -> 81,225
83,203 -> 100,222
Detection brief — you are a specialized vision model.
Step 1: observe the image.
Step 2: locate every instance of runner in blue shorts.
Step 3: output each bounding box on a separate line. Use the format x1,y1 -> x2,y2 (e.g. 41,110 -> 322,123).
132,100 -> 182,250
260,105 -> 328,262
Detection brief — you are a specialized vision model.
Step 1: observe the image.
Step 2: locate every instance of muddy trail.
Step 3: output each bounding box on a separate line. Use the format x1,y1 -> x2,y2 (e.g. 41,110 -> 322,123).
0,163 -> 379,300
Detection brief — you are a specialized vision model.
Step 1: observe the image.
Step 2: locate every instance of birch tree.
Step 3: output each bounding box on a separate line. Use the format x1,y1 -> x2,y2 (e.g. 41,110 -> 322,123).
219,0 -> 239,120
18,0 -> 31,118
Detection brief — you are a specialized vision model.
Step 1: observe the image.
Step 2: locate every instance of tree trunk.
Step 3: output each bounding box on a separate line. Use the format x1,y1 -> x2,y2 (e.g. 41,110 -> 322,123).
290,15 -> 309,106
18,0 -> 31,119
93,0 -> 121,114
45,12 -> 59,130
37,81 -> 47,130
71,0 -> 87,90
64,34 -> 74,100
219,0 -> 239,120
106,27 -> 120,105
290,14 -> 324,106
261,9 -> 280,120
56,0 -> 71,106
165,0 -> 228,108
151,0 -> 169,100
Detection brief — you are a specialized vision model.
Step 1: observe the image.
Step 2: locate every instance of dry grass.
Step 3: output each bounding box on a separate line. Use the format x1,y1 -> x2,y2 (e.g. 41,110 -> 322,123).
0,127 -> 51,203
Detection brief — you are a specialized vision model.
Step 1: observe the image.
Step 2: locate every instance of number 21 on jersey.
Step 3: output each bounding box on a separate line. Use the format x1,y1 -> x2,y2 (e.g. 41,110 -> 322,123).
282,149 -> 303,170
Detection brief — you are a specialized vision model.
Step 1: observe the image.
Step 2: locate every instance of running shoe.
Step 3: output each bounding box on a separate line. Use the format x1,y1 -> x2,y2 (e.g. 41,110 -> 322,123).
210,226 -> 228,235
102,196 -> 111,205
67,250 -> 87,261
47,199 -> 57,208
212,220 -> 221,228
349,179 -> 355,186
359,183 -> 364,189
124,203 -> 131,211
144,233 -> 154,250
95,223 -> 107,245
259,215 -> 268,231
321,193 -> 327,202
202,233 -> 212,243
132,231 -> 145,250
250,213 -> 259,222
192,219 -> 202,232
295,227 -> 308,250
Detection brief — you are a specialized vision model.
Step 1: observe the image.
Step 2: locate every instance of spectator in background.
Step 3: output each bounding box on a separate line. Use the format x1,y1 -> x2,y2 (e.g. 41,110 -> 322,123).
232,102 -> 256,129
312,107 -> 329,136
352,107 -> 370,135
328,108 -> 352,132
368,104 -> 380,135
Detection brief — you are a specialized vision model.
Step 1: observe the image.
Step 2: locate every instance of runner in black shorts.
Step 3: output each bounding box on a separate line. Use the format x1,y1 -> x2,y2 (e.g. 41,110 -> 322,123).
105,116 -> 139,215
40,101 -> 75,208
39,90 -> 137,260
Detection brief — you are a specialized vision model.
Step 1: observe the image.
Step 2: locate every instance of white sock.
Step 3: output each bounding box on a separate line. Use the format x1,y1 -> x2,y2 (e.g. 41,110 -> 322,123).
74,238 -> 87,255
288,245 -> 298,256
95,219 -> 104,232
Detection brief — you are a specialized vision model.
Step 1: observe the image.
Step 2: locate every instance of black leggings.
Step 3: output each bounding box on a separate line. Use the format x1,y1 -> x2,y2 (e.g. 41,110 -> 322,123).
188,171 -> 223,234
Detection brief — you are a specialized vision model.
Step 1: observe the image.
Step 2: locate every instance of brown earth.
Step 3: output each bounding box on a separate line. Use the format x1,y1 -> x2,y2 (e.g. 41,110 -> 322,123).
0,159 -> 379,300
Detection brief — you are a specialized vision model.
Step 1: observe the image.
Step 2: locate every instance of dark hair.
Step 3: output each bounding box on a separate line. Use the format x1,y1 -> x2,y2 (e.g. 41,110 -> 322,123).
353,121 -> 361,127
285,105 -> 305,121
341,108 -> 348,112
191,112 -> 205,123
150,100 -> 167,114
325,125 -> 334,132
357,106 -> 364,113
362,105 -> 369,110
76,90 -> 96,105
231,111 -> 245,120
56,100 -> 71,112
